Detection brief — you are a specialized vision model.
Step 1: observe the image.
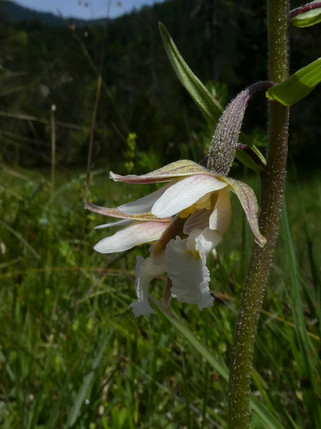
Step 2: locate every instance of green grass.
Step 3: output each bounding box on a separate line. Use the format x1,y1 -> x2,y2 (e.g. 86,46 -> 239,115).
0,163 -> 320,428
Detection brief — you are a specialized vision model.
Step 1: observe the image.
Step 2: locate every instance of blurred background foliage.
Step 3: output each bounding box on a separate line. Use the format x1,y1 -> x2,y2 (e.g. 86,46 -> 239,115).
1,0 -> 321,172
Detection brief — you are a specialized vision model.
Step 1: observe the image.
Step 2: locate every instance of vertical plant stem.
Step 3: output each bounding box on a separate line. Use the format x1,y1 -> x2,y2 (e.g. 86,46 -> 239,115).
227,1 -> 289,428
48,104 -> 56,266
50,104 -> 56,214
85,74 -> 102,195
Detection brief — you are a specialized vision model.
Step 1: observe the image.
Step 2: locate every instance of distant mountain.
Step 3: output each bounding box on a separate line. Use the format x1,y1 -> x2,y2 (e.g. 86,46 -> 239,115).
0,0 -> 105,26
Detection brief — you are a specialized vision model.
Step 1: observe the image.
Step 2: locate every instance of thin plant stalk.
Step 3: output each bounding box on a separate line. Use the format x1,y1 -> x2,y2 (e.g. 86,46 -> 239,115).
50,104 -> 56,210
227,1 -> 289,428
86,74 -> 102,194
85,1 -> 110,194
48,104 -> 56,266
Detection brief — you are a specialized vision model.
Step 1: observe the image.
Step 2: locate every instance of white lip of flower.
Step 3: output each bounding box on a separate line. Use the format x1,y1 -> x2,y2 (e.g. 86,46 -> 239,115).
85,159 -> 266,316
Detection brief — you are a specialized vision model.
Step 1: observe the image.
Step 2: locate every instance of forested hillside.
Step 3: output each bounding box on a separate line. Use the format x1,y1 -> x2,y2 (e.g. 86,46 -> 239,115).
1,0 -> 320,170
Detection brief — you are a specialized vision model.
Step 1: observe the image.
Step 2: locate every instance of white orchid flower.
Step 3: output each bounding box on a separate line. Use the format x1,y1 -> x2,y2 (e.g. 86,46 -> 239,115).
85,159 -> 266,316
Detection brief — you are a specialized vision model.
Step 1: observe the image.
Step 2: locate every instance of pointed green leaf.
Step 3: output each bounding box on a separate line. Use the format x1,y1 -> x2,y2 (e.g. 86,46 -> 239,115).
290,1 -> 321,28
266,58 -> 321,106
159,22 -> 266,171
159,22 -> 222,127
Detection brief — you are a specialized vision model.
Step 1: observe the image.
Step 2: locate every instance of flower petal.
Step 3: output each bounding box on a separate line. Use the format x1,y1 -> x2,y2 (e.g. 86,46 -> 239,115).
165,236 -> 214,310
110,159 -> 211,184
152,174 -> 227,218
118,183 -> 171,215
85,199 -> 170,222
221,177 -> 266,247
209,188 -> 232,234
151,215 -> 186,257
183,208 -> 212,234
130,255 -> 165,317
94,219 -> 132,229
187,227 -> 223,256
94,221 -> 168,254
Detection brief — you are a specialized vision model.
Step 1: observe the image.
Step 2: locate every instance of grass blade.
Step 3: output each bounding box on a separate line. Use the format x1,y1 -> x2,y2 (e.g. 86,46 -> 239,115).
153,298 -> 286,429
66,337 -> 109,428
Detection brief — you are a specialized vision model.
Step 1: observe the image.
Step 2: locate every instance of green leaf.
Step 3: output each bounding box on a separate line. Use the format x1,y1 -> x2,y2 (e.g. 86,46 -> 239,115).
158,23 -> 222,127
266,58 -> 321,106
158,22 -> 266,171
290,1 -> 321,28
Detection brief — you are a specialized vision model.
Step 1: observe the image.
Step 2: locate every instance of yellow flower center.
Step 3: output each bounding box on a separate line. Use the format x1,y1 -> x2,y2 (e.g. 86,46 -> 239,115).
187,249 -> 200,259
178,193 -> 213,219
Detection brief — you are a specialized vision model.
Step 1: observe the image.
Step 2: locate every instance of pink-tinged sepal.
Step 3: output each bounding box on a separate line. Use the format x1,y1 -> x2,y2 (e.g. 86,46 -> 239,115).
85,199 -> 170,222
221,177 -> 267,247
110,159 -> 211,184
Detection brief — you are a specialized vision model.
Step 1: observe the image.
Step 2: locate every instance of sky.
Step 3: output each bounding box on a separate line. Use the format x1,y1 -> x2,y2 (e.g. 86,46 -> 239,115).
11,0 -> 164,20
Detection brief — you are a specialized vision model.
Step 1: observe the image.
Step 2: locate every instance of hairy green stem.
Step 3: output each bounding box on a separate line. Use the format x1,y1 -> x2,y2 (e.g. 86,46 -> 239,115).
227,1 -> 289,428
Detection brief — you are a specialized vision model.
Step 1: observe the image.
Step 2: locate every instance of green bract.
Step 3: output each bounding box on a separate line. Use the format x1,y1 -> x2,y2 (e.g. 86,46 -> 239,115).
266,58 -> 321,106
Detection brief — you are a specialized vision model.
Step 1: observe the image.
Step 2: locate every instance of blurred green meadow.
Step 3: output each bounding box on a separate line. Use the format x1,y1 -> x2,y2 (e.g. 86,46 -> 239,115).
1,162 -> 320,429
1,0 -> 321,427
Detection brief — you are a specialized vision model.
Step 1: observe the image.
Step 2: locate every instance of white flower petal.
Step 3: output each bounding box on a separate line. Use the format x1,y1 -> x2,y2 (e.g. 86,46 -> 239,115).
130,255 -> 165,317
209,188 -> 232,235
186,227 -> 222,256
118,183 -> 171,215
165,236 -> 214,310
152,174 -> 227,218
94,219 -> 132,229
94,221 -> 168,254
